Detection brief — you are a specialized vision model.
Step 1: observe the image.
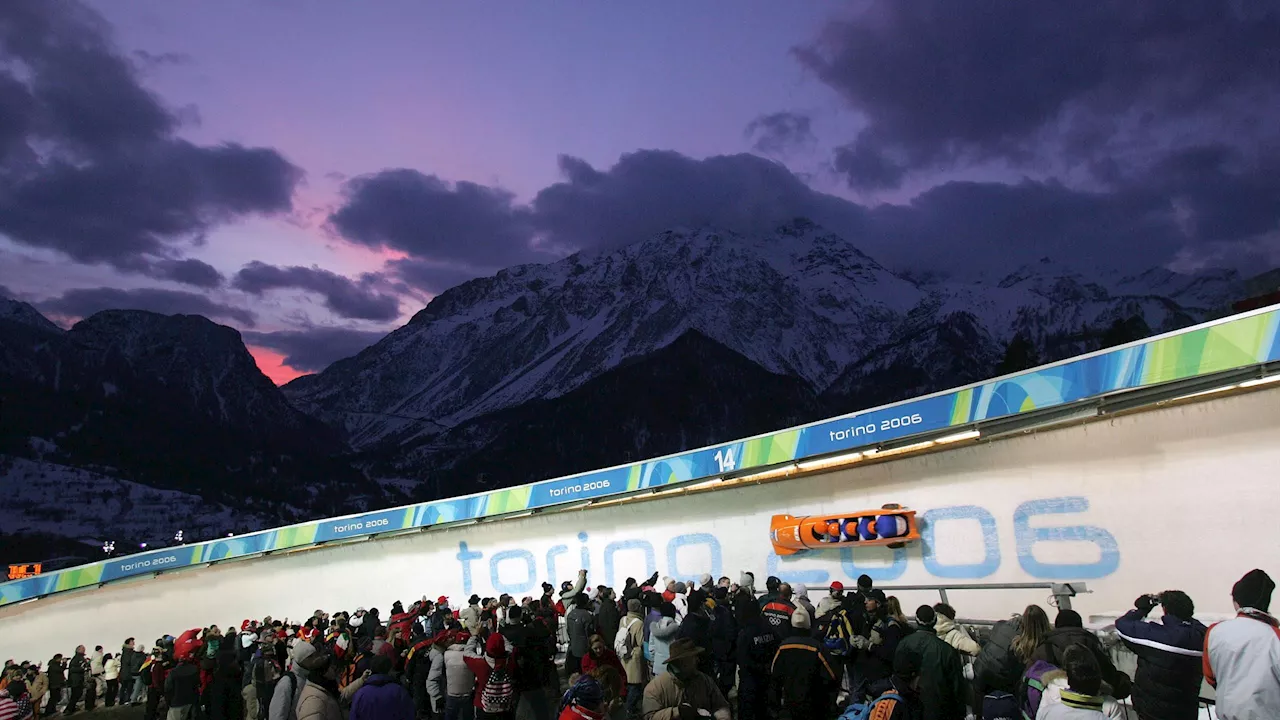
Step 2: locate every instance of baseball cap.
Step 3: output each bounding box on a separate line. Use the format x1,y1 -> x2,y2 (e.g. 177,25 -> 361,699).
437,596 -> 448,605
829,581 -> 844,591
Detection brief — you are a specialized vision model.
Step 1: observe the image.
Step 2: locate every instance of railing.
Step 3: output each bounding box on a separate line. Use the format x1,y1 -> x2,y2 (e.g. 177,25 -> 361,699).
876,581 -> 1090,612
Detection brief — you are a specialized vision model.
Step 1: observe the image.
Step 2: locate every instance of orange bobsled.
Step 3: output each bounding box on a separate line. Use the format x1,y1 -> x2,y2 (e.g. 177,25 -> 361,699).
770,504 -> 920,555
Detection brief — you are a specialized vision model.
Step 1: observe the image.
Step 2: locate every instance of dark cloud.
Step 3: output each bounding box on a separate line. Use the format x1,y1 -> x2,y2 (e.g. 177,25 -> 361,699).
332,148 -> 1276,279
868,180 -> 1180,272
745,112 -> 816,155
241,327 -> 386,373
328,169 -> 542,269
40,287 -> 257,327
146,258 -> 224,288
796,0 -> 1280,189
0,1 -> 301,274
231,261 -> 402,322
531,150 -> 854,253
387,259 -> 484,295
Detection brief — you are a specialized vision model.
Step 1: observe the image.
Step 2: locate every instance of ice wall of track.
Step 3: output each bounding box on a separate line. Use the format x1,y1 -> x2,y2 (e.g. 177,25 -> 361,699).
3,387 -> 1278,660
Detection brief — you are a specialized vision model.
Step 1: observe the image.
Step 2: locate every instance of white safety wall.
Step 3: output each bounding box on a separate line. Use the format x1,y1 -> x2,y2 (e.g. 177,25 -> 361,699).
3,386 -> 1278,660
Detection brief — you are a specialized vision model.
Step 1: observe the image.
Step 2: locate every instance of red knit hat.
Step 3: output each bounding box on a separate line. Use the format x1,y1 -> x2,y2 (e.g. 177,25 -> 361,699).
484,633 -> 507,659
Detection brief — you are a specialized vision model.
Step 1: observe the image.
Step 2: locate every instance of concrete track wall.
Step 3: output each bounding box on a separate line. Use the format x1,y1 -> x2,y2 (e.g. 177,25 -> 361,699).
3,387 -> 1278,660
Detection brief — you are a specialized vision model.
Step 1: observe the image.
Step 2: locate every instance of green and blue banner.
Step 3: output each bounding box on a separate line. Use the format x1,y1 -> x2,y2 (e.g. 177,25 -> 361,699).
3,305 -> 1278,606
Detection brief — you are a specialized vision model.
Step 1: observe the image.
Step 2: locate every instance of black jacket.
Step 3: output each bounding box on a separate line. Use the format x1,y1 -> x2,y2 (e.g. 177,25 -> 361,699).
119,647 -> 138,679
858,614 -> 907,683
501,620 -> 555,691
1030,627 -> 1132,699
770,631 -> 839,715
710,605 -> 737,661
678,611 -> 716,675
164,662 -> 201,707
1115,608 -> 1206,720
894,628 -> 966,720
973,617 -> 1022,694
595,600 -> 621,647
736,618 -> 779,677
67,653 -> 89,688
47,659 -> 66,689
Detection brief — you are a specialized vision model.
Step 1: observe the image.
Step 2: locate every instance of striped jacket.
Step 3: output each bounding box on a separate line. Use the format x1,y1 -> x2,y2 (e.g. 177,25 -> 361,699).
1114,608 -> 1205,720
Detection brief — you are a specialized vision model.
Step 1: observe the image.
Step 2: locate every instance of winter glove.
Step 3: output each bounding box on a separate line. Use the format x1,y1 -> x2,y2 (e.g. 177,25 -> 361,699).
849,635 -> 870,651
869,629 -> 883,647
1135,594 -> 1158,614
678,704 -> 703,720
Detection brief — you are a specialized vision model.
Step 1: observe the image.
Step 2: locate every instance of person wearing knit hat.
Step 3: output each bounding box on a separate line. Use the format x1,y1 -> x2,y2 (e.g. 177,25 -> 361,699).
770,610 -> 837,717
891,605 -> 965,720
1204,569 -> 1280,719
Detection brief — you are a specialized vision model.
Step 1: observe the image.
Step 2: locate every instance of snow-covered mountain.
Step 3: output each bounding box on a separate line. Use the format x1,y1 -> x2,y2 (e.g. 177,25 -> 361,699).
285,221 -> 1241,452
0,305 -> 379,523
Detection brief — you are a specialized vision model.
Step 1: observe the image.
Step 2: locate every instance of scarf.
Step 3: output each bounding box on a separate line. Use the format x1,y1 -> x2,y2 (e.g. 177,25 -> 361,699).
1060,689 -> 1104,711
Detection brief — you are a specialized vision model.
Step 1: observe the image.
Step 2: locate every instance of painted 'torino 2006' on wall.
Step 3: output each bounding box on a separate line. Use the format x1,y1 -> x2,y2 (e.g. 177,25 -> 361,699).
1,305 -> 1278,606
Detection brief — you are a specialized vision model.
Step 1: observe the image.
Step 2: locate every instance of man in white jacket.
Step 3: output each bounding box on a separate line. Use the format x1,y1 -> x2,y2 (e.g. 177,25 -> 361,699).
1204,569 -> 1280,720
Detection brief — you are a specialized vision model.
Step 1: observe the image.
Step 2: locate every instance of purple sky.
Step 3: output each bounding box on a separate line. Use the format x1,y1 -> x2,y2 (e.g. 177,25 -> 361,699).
1,0 -> 1277,383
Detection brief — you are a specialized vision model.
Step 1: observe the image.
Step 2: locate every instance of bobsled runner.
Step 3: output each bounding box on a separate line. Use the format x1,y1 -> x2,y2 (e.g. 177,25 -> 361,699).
770,504 -> 920,555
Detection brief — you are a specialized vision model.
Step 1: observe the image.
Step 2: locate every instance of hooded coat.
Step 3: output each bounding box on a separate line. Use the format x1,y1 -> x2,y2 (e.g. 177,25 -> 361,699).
349,674 -> 414,720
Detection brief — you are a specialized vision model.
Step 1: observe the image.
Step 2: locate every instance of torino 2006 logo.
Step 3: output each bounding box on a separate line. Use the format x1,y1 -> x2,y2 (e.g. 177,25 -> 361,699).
549,479 -> 611,498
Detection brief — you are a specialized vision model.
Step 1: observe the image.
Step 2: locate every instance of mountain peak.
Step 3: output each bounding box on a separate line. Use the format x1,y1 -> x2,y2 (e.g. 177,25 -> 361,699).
0,296 -> 62,335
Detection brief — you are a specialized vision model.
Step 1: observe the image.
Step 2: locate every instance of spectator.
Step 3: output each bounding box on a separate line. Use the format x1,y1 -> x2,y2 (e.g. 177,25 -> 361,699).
641,640 -> 730,720
565,594 -> 596,678
293,651 -> 341,720
857,590 -> 907,695
933,603 -> 981,656
676,590 -> 715,676
1037,646 -> 1109,719
708,587 -> 737,698
761,583 -> 797,641
64,646 -> 88,715
893,606 -> 965,720
349,655 -> 413,720
618,599 -> 646,720
735,599 -> 778,720
648,605 -> 679,678
1031,610 -> 1132,700
815,581 -> 845,620
102,653 -> 120,708
1204,569 -> 1280,720
1114,591 -> 1206,720
770,609 -> 839,717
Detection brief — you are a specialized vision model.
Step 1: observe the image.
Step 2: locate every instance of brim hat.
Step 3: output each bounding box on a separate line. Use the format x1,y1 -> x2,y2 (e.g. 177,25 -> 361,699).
664,638 -> 704,665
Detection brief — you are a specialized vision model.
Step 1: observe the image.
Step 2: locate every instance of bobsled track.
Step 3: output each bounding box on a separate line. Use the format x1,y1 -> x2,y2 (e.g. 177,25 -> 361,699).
3,308 -> 1280,660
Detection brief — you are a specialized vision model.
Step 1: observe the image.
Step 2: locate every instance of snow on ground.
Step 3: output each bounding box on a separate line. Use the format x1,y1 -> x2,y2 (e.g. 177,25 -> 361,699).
0,456 -> 271,545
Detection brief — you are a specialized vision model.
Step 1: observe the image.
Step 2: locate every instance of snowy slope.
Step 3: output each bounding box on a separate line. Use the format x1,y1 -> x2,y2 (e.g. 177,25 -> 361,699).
0,456 -> 272,544
284,220 -> 925,447
286,223 -> 1242,451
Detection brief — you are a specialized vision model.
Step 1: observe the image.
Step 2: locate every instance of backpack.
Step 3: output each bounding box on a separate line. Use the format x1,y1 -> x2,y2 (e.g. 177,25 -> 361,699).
839,691 -> 903,720
338,652 -> 367,690
479,666 -> 516,714
982,690 -> 1018,720
614,618 -> 640,659
271,671 -> 305,720
823,607 -> 856,657
1020,660 -> 1059,720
